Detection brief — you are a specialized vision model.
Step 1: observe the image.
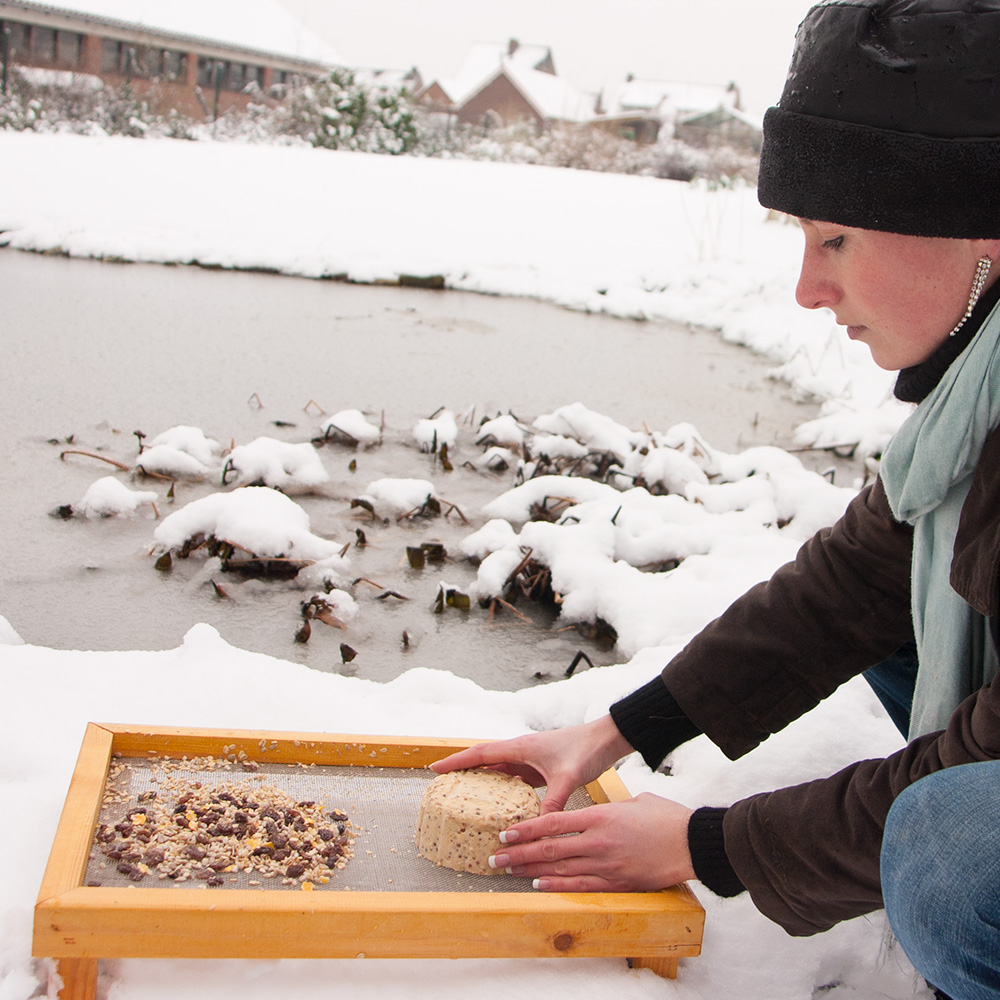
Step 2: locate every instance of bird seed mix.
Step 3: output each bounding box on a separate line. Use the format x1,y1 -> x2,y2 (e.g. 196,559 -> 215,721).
94,772 -> 356,889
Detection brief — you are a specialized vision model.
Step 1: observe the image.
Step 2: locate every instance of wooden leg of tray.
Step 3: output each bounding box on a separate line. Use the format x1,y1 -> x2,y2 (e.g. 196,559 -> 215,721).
54,958 -> 99,1000
630,956 -> 679,979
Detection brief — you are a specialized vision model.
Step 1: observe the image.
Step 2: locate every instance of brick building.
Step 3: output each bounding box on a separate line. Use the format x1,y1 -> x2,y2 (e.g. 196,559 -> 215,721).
418,39 -> 597,130
0,0 -> 340,118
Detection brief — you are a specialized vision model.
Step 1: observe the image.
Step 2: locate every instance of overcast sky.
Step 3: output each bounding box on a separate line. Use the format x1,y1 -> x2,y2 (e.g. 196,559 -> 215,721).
279,0 -> 810,119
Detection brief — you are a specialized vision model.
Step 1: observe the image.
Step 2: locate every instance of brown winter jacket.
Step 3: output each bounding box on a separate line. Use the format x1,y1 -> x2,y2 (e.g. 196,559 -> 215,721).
658,424 -> 1000,936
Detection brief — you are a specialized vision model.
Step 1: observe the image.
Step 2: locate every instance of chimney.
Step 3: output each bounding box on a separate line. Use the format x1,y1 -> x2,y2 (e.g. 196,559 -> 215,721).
508,38 -> 519,56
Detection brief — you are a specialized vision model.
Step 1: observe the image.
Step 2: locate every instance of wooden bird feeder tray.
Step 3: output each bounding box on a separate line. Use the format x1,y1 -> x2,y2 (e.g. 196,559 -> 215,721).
35,723 -> 704,999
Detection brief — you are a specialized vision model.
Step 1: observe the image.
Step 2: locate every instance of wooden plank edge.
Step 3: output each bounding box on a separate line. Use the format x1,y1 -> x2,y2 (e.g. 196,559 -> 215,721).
35,886 -> 703,960
587,766 -> 632,805
36,724 -> 115,905
35,884 -> 703,918
99,724 -> 482,768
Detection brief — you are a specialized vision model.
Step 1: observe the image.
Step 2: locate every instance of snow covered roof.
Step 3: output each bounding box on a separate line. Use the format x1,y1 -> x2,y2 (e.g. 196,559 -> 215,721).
354,66 -> 422,93
433,39 -> 553,105
605,77 -> 739,118
677,103 -> 763,130
497,59 -> 598,124
5,0 -> 343,66
418,39 -> 595,124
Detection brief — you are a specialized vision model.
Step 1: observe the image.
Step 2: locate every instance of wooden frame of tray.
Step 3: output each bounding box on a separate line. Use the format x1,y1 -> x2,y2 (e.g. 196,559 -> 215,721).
34,723 -> 705,999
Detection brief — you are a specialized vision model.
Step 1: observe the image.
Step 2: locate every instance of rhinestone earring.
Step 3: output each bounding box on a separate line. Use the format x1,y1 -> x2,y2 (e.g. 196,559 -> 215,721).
949,256 -> 993,337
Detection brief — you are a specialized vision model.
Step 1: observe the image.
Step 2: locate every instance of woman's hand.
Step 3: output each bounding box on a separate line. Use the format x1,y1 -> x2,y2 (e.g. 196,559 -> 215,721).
430,714 -> 633,814
487,793 -> 695,892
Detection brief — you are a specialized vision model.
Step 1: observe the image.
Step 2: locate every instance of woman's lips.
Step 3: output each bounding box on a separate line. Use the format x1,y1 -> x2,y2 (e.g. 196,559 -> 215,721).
846,325 -> 866,340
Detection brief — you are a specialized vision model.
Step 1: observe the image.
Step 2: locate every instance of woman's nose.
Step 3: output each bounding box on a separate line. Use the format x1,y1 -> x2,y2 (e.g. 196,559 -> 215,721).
795,252 -> 840,311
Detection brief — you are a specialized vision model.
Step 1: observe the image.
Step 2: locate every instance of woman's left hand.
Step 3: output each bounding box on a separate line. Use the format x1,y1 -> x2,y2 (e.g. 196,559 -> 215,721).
487,793 -> 696,892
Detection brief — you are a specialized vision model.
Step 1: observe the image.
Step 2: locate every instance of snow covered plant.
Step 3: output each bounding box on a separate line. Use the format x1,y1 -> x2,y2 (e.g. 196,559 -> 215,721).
0,68 -> 163,138
318,409 -> 382,447
413,410 -> 458,453
151,486 -> 345,576
135,425 -> 222,480
222,437 -> 329,492
284,68 -> 418,155
475,414 -> 528,452
356,478 -> 438,517
460,404 -> 858,659
75,476 -> 159,518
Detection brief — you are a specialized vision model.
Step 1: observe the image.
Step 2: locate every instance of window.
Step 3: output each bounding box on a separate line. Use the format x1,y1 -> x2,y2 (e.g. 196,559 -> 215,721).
1,21 -> 31,59
196,57 -> 263,92
32,25 -> 56,61
162,49 -> 184,81
101,37 -> 123,72
270,70 -> 288,98
128,45 -> 153,77
56,30 -> 81,66
197,55 -> 225,88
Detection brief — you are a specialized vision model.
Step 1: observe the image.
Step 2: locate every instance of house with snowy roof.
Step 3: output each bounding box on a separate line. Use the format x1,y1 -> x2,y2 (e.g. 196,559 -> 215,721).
417,39 -> 598,129
593,75 -> 759,150
674,103 -> 762,153
355,65 -> 423,95
0,0 -> 342,118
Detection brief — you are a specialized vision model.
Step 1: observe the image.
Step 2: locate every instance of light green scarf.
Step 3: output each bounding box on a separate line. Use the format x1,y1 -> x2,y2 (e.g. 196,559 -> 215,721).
880,300 -> 1000,739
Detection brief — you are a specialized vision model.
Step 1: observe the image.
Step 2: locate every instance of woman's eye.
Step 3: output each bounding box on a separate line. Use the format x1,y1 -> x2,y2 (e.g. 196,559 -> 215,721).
821,235 -> 845,251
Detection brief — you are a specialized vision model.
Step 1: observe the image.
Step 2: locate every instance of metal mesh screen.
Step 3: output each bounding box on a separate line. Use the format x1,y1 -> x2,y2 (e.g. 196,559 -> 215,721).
86,758 -> 595,893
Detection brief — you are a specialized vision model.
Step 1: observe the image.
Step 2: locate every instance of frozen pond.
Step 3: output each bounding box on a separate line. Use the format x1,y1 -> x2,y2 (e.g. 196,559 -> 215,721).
1,249 -> 850,690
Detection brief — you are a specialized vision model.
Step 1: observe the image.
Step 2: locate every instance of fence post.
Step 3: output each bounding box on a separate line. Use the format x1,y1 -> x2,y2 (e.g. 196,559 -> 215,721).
213,59 -> 222,121
1,25 -> 10,96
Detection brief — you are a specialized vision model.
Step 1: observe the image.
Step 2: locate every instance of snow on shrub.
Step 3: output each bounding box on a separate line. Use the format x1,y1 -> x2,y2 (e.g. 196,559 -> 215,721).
413,411 -> 458,452
223,437 -> 329,492
153,486 -> 341,562
360,478 -> 436,516
319,408 -> 381,446
77,476 -> 159,518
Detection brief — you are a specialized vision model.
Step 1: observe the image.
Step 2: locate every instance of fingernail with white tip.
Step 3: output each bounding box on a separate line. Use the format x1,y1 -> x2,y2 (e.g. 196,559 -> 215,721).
488,853 -> 510,869
499,829 -> 519,844
532,878 -> 551,890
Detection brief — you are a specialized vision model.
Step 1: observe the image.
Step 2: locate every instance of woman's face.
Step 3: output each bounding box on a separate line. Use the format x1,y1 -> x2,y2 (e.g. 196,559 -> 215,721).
795,220 -> 999,370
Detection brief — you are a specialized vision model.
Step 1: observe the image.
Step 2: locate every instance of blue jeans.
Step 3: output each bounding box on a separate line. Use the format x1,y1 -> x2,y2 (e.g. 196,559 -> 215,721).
881,762 -> 1000,999
863,639 -> 919,738
867,645 -> 1000,996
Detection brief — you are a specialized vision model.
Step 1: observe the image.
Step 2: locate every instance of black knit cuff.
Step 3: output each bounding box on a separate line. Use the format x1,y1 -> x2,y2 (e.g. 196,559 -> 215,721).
609,675 -> 701,771
759,107 -> 1000,239
687,807 -> 745,898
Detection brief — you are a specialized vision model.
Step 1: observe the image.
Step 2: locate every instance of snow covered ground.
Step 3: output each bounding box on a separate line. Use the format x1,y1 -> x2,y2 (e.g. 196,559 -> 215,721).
0,131 -> 931,999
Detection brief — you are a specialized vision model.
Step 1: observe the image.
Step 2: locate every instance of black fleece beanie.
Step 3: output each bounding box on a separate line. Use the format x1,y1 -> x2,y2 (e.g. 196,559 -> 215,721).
757,0 -> 1000,238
